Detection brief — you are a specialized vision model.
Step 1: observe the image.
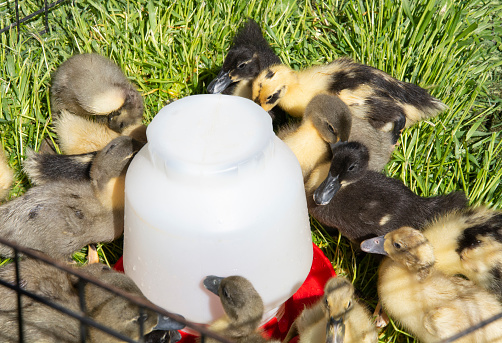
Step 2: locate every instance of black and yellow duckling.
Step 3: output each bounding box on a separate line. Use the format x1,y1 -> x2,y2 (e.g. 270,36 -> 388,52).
51,53 -> 144,133
252,58 -> 447,143
308,141 -> 468,243
0,259 -> 160,342
421,206 -> 502,300
361,227 -> 502,343
203,275 -> 280,343
0,146 -> 13,201
0,136 -> 141,259
284,276 -> 377,343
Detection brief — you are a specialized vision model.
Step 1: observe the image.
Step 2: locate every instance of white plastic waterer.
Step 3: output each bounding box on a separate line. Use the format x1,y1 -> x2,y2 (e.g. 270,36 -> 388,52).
123,94 -> 313,324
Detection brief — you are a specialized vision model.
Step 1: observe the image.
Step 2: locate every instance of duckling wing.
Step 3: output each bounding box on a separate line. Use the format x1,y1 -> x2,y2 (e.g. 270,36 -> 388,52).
423,306 -> 469,341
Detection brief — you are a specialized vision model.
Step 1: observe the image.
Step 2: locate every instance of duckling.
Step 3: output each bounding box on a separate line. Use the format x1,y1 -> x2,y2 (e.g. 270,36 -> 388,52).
284,276 -> 377,343
280,94 -> 396,183
308,141 -> 468,243
421,206 -> 502,300
0,146 -> 14,201
202,275 -> 281,343
0,259 -> 159,342
278,94 -> 352,180
55,108 -> 147,155
0,136 -> 141,259
252,58 -> 447,143
360,227 -> 502,343
51,53 -> 144,133
23,148 -> 96,185
208,19 -> 287,127
208,19 -> 281,98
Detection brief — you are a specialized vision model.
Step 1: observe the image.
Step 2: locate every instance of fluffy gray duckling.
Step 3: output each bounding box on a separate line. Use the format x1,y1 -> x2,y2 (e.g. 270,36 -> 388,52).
203,275 -> 280,343
284,276 -> 377,343
0,259 -> 161,342
308,141 -> 468,243
51,53 -> 143,133
0,136 -> 141,258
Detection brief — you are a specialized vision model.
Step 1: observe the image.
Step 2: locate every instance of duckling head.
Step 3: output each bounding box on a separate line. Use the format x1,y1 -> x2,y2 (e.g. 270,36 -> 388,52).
313,141 -> 369,206
361,227 -> 435,278
304,94 -> 352,144
204,275 -> 264,329
323,277 -> 357,343
252,65 -> 294,112
208,19 -> 279,94
107,87 -> 144,133
208,49 -> 262,94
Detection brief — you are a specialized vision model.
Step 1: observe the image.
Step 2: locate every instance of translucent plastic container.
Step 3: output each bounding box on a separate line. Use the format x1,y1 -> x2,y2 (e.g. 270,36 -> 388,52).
123,94 -> 313,324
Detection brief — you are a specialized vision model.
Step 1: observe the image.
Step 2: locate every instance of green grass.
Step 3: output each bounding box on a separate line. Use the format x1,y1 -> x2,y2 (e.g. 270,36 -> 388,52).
0,0 -> 501,342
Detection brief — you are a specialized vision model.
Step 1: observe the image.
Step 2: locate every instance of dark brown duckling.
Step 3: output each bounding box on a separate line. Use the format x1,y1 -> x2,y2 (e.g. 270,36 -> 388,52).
202,275 -> 280,343
308,141 -> 468,243
284,276 -> 377,343
207,19 -> 287,127
51,53 -> 144,133
0,259 -> 159,342
0,136 -> 141,258
208,19 -> 281,98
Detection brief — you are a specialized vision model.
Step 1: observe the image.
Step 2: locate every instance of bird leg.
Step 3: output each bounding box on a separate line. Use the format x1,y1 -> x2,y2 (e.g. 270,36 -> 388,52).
373,301 -> 389,329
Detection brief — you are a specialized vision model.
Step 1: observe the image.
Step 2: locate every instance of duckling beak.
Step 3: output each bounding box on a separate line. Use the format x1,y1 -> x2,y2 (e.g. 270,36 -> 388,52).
207,70 -> 233,94
313,173 -> 341,205
203,275 -> 224,296
154,314 -> 186,331
360,235 -> 388,255
326,316 -> 345,343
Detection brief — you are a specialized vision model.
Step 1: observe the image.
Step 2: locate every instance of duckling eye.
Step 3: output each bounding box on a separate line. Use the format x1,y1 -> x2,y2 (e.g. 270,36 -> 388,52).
133,313 -> 148,323
237,62 -> 247,69
327,124 -> 336,135
222,287 -> 232,301
347,164 -> 357,171
324,297 -> 329,309
393,242 -> 402,249
346,300 -> 352,309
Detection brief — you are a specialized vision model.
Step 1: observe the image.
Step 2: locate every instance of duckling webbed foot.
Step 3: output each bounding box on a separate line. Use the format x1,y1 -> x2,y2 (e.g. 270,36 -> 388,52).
373,301 -> 389,329
88,244 -> 99,264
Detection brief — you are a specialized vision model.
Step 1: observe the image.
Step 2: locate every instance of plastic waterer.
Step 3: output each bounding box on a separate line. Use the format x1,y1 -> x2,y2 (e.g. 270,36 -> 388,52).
123,94 -> 313,324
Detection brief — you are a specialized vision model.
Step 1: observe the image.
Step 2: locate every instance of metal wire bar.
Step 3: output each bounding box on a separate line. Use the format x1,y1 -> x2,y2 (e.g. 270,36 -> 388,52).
0,276 -> 138,343
14,249 -> 24,342
0,237 -> 235,343
78,277 -> 87,343
439,311 -> 502,343
0,0 -> 67,35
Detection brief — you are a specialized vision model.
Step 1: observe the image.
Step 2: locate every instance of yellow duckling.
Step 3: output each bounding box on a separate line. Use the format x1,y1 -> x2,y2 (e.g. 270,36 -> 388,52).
284,276 -> 377,343
361,227 -> 502,343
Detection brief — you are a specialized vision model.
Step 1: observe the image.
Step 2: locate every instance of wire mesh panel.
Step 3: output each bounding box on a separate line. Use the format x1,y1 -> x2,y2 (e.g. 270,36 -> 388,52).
0,237 -> 234,343
0,0 -> 68,37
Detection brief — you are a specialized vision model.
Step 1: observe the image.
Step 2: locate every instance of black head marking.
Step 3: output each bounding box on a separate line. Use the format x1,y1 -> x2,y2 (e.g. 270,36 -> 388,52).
265,69 -> 275,79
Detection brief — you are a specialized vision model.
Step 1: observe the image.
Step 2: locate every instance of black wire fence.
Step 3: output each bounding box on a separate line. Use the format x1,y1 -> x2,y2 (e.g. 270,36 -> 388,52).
1,1 -> 502,342
0,0 -> 67,38
0,236 -> 234,343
